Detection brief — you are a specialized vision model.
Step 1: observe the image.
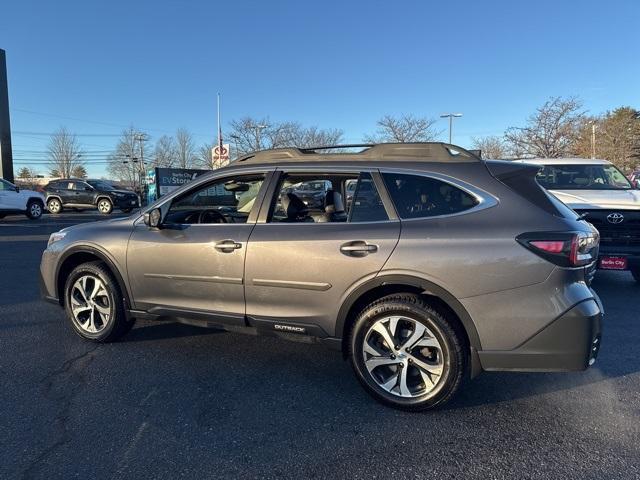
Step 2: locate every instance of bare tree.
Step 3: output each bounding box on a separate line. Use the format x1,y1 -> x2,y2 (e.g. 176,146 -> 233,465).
471,136 -> 509,159
107,127 -> 149,187
47,127 -> 85,178
229,117 -> 344,156
504,97 -> 585,158
71,165 -> 87,178
175,128 -> 196,168
363,114 -> 441,143
154,135 -> 177,167
194,142 -> 216,169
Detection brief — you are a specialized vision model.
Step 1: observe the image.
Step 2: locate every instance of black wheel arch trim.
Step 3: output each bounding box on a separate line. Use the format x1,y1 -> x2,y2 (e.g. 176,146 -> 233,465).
27,196 -> 44,204
55,245 -> 132,311
336,273 -> 482,351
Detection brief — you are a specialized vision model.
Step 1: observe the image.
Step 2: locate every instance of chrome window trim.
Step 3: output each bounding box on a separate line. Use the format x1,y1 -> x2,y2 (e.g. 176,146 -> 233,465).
379,167 -> 499,221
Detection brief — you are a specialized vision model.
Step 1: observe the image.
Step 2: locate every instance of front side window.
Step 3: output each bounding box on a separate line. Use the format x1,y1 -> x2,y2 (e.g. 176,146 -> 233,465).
268,172 -> 388,223
382,173 -> 478,219
536,164 -> 632,190
165,174 -> 265,224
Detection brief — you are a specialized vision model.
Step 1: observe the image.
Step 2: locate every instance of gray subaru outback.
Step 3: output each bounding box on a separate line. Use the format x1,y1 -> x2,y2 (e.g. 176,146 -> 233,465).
40,143 -> 603,410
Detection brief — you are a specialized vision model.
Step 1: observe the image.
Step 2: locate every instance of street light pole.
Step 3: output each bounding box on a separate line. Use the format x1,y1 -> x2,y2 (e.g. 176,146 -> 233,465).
440,113 -> 463,144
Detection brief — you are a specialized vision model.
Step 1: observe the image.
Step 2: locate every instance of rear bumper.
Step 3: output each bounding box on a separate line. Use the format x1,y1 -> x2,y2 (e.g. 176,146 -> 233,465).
112,197 -> 139,209
478,298 -> 603,372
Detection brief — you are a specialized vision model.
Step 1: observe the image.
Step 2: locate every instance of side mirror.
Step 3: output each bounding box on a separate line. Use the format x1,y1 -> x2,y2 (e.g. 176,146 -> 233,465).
14,186 -> 19,193
143,208 -> 162,228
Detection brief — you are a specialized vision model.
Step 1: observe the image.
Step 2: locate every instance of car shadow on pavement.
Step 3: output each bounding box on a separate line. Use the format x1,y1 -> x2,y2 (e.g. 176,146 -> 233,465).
123,321 -> 225,342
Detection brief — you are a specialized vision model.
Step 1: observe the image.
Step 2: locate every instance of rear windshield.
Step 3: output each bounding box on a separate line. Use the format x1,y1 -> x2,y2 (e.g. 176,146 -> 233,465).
536,164 -> 631,190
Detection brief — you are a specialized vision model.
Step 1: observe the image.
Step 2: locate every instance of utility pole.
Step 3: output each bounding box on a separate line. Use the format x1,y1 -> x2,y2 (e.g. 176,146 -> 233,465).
589,121 -> 597,159
440,113 -> 463,144
134,133 -> 147,204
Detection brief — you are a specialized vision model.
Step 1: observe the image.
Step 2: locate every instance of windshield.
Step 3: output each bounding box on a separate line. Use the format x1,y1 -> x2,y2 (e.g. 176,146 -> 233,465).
536,164 -> 632,190
87,180 -> 115,191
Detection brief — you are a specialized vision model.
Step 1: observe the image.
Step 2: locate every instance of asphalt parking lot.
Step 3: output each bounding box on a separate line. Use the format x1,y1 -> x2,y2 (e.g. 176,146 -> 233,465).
1,212 -> 639,479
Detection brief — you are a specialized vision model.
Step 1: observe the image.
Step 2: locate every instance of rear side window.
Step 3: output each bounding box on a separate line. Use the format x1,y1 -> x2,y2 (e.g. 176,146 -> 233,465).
349,173 -> 388,222
382,173 -> 478,219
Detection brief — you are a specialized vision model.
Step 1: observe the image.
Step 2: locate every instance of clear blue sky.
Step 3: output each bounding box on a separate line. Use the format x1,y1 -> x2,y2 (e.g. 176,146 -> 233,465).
2,0 -> 639,177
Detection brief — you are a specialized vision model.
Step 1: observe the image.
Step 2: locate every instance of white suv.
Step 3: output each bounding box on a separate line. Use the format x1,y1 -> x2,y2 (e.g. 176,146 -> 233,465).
0,178 -> 45,220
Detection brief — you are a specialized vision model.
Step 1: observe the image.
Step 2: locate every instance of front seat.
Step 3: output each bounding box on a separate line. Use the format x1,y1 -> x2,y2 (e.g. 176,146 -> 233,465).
317,190 -> 348,223
281,192 -> 309,222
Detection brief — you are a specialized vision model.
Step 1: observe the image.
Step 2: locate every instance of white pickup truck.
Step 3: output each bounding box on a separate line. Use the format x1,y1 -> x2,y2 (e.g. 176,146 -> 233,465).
0,178 -> 45,220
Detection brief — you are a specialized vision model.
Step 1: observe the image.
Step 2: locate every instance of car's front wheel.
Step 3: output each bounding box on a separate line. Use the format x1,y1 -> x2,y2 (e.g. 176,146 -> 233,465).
26,200 -> 43,219
47,198 -> 62,214
97,198 -> 113,214
350,294 -> 467,411
64,261 -> 134,342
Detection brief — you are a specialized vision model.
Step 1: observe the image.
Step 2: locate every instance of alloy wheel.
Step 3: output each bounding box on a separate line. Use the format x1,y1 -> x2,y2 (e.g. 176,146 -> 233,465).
98,200 -> 112,213
30,203 -> 42,218
70,275 -> 111,333
362,315 -> 445,398
48,200 -> 61,213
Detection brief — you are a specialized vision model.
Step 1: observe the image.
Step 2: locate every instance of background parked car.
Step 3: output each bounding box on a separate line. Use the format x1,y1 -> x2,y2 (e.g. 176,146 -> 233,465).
0,178 -> 45,219
519,158 -> 640,282
44,179 -> 139,214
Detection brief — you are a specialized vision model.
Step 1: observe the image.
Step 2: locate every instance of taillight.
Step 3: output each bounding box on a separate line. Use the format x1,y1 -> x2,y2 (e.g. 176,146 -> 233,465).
517,231 -> 599,267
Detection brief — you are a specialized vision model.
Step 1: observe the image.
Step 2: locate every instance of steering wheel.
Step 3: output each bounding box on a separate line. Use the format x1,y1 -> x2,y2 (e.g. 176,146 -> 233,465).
198,209 -> 227,224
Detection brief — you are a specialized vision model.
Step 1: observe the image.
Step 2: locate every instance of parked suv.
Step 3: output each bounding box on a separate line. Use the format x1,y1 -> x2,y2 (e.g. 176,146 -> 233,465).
0,178 -> 45,219
522,158 -> 640,283
40,143 -> 603,410
44,178 -> 139,214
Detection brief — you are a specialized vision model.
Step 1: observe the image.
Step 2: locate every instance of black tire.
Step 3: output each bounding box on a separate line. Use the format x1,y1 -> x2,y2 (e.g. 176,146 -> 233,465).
631,267 -> 640,284
350,293 -> 467,411
121,208 -> 133,213
97,198 -> 113,215
0,214 -> 5,219
64,261 -> 135,342
47,198 -> 63,214
26,199 -> 44,220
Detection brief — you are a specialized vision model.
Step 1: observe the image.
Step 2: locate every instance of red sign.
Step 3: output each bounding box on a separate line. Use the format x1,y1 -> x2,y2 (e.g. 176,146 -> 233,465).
600,256 -> 628,270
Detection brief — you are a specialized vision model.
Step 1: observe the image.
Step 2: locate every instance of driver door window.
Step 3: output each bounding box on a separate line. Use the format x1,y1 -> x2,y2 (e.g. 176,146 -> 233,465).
165,174 -> 265,225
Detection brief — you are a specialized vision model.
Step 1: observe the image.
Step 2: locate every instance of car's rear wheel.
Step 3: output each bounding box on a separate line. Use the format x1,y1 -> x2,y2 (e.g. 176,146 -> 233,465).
64,261 -> 134,342
47,198 -> 62,214
26,200 -> 43,219
97,198 -> 113,214
350,293 -> 466,411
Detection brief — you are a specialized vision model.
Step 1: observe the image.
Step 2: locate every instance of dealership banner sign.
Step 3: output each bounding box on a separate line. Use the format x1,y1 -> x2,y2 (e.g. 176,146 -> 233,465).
146,167 -> 209,203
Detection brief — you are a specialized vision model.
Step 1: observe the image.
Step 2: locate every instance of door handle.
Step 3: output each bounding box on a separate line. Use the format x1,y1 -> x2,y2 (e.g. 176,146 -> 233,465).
215,239 -> 242,252
340,241 -> 378,257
